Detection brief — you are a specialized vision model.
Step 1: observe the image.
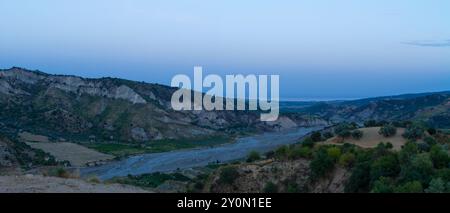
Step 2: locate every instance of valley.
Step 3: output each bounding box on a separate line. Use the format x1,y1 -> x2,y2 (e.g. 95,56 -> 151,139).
0,67 -> 449,193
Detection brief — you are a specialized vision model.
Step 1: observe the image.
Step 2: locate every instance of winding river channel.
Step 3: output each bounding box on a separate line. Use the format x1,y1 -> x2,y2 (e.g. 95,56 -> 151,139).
81,126 -> 324,180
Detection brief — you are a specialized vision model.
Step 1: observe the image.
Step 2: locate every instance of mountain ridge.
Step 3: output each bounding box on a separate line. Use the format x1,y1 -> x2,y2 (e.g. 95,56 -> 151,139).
0,67 -> 326,144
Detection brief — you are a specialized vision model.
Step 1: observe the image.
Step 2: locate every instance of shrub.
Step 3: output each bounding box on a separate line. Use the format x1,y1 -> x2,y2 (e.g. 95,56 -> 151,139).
323,132 -> 334,139
351,130 -> 363,140
394,181 -> 423,193
429,145 -> 449,169
311,131 -> 322,142
398,142 -> 419,164
373,143 -> 390,158
385,142 -> 393,150
310,149 -> 335,178
263,182 -> 278,193
425,178 -> 446,193
378,124 -> 397,137
338,152 -> 356,168
371,177 -> 395,193
287,183 -> 300,193
219,166 -> 239,185
246,151 -> 261,162
326,147 -> 342,161
288,146 -> 312,159
345,161 -> 371,193
337,129 -> 351,138
364,120 -> 378,127
400,153 -> 433,185
370,154 -> 400,182
402,125 -> 424,140
424,136 -> 437,146
47,167 -> 70,178
301,137 -> 315,148
434,168 -> 450,182
427,128 -> 437,135
275,145 -> 289,159
418,143 -> 431,152
334,123 -> 356,138
87,176 -> 101,184
265,150 -> 275,159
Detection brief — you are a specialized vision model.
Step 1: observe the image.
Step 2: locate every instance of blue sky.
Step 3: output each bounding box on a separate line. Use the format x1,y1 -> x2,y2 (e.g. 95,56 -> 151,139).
1,0 -> 449,100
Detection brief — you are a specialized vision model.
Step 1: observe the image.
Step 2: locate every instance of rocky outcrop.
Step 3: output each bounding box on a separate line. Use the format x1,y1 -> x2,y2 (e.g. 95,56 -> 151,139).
0,67 -> 44,84
47,76 -> 147,104
131,127 -> 149,141
310,167 -> 350,193
0,68 -> 146,104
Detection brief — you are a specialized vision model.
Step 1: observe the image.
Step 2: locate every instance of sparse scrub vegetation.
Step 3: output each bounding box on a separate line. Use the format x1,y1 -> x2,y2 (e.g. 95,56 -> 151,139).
218,166 -> 239,185
246,151 -> 261,162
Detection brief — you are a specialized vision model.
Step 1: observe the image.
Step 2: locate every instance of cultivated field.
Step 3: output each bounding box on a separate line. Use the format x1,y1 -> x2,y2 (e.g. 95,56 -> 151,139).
18,132 -> 50,143
26,142 -> 114,167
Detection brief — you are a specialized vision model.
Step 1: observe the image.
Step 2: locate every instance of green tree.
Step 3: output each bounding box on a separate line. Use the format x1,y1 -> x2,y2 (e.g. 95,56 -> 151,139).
427,128 -> 437,135
275,145 -> 289,159
334,123 -> 356,138
263,181 -> 278,193
378,124 -> 397,137
400,153 -> 433,185
246,151 -> 261,162
337,129 -> 351,138
425,178 -> 446,193
326,147 -> 342,161
364,120 -> 378,127
402,125 -> 424,140
311,131 -> 322,142
288,146 -> 312,159
394,181 -> 423,193
286,183 -> 300,193
370,154 -> 400,182
338,152 -> 356,168
310,149 -> 335,178
351,130 -> 364,140
398,142 -> 419,164
301,137 -> 315,148
345,161 -> 371,193
435,168 -> 450,182
429,145 -> 449,169
371,177 -> 395,193
323,132 -> 334,140
423,136 -> 437,146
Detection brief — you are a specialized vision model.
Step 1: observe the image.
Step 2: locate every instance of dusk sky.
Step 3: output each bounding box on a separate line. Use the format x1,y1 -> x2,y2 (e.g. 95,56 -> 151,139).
1,0 -> 449,100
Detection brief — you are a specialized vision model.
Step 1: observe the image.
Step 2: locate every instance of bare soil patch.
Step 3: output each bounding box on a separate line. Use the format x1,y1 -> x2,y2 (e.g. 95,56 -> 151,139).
26,142 -> 114,167
324,127 -> 408,151
18,131 -> 50,143
0,175 -> 150,193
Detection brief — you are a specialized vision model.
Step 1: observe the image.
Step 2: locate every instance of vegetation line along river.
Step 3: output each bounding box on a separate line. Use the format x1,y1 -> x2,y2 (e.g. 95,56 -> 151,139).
81,126 -> 324,180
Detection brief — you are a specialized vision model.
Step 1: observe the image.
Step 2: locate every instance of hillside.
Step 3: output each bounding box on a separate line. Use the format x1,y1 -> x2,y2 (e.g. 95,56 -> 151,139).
285,92 -> 450,127
199,127 -> 450,193
323,127 -> 408,151
0,67 -> 326,145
